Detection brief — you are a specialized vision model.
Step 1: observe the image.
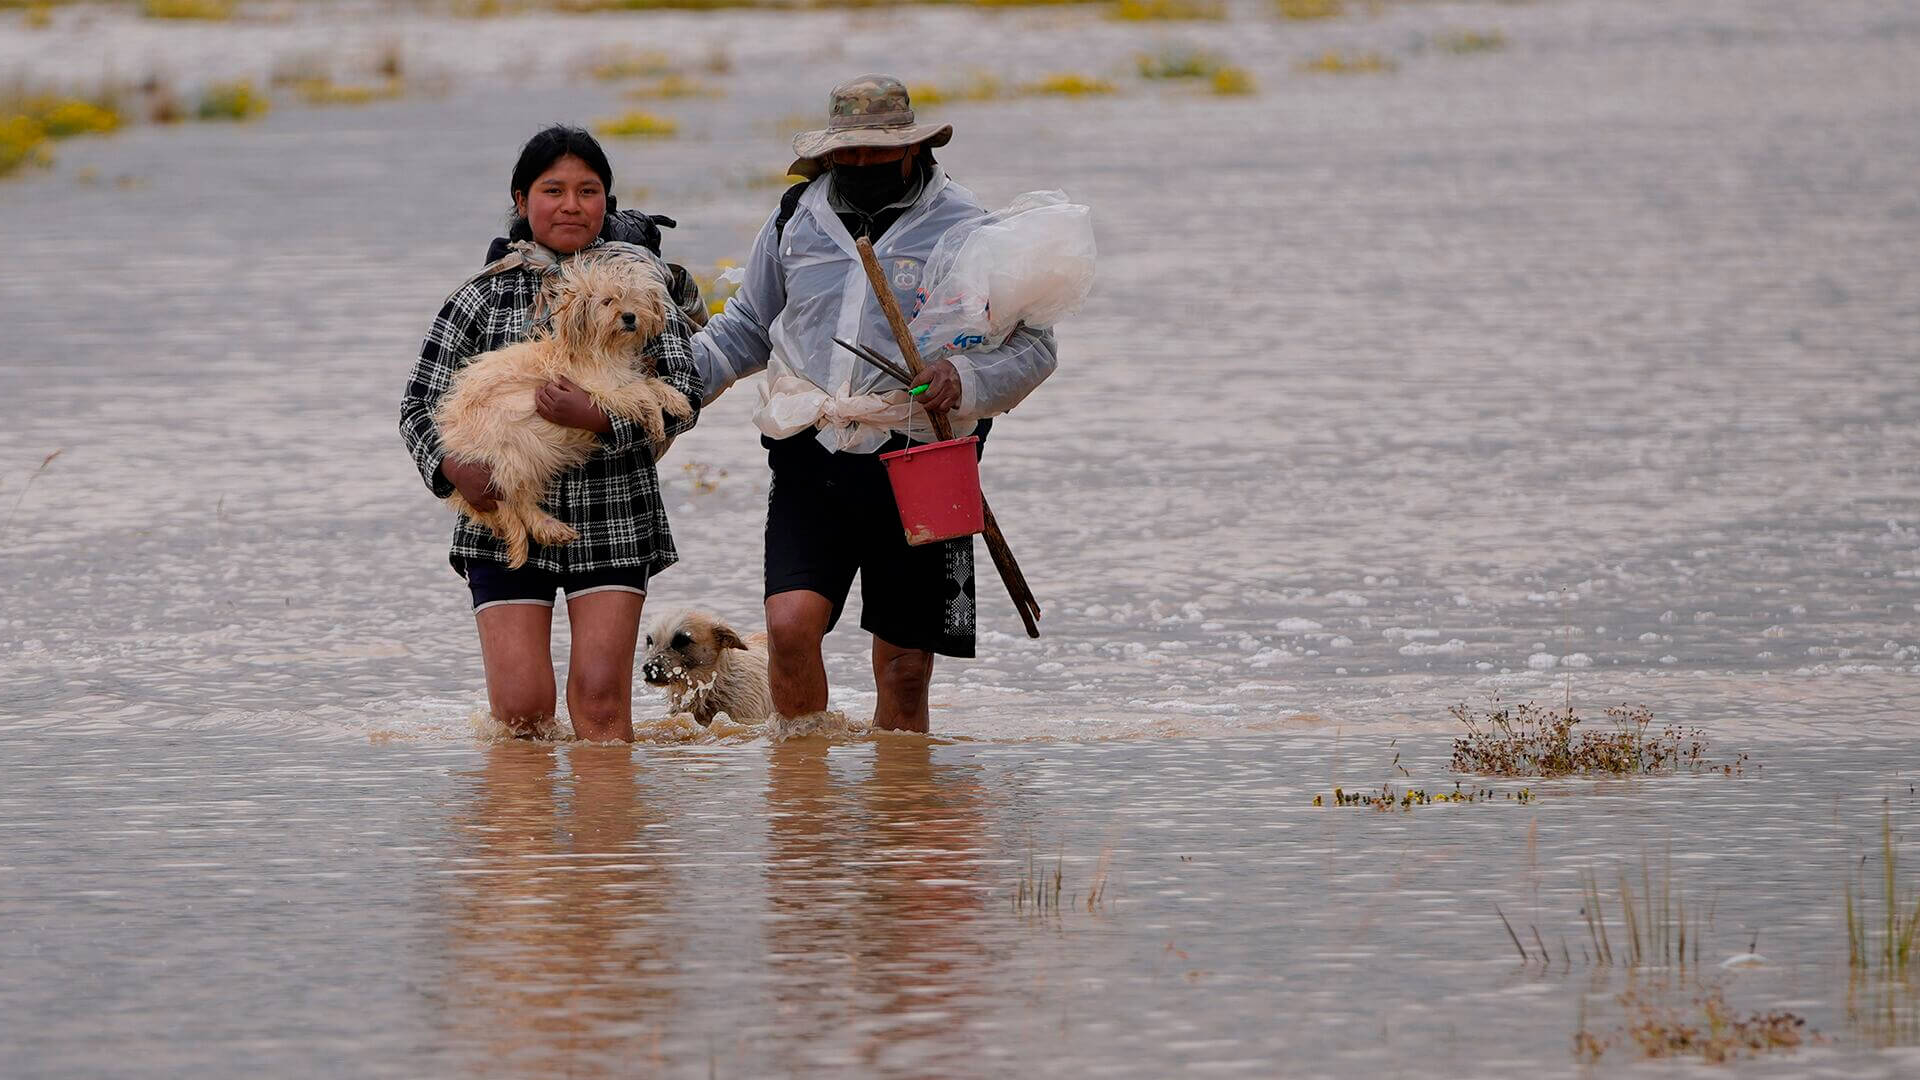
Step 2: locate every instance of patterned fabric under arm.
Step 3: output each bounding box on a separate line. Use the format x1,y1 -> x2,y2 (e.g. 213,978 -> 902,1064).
400,283 -> 490,499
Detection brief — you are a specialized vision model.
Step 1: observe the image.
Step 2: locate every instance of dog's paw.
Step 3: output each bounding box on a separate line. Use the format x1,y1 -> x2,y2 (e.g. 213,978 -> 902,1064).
529,517 -> 579,547
661,387 -> 693,419
641,411 -> 668,445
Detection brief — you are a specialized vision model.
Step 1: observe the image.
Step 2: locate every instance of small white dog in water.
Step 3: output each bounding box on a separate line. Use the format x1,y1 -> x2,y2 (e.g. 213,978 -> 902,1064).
639,609 -> 774,725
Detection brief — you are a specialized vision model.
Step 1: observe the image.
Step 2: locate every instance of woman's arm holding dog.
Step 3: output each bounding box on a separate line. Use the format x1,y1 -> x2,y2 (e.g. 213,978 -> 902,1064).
400,281 -> 492,502
599,304 -> 702,458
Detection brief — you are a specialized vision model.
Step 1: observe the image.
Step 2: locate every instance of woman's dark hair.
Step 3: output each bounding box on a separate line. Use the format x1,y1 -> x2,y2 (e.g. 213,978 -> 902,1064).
506,125 -> 619,242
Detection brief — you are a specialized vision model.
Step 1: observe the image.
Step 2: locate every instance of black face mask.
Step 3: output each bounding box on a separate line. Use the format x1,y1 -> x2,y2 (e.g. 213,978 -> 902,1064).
831,160 -> 912,211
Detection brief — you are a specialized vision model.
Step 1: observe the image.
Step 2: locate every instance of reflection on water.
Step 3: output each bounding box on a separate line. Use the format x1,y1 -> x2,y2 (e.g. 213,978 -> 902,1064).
443,744 -> 678,1076
2,728 -> 1919,1075
433,739 -> 1005,1076
761,739 -> 996,1075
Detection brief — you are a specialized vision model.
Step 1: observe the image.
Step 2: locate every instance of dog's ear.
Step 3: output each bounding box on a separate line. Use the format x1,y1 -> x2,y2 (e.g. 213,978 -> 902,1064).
636,270 -> 669,338
713,624 -> 748,652
557,269 -> 597,345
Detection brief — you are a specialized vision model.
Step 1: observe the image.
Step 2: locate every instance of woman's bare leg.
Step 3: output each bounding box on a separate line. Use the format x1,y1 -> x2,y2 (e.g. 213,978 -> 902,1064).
475,602 -> 557,735
564,589 -> 646,742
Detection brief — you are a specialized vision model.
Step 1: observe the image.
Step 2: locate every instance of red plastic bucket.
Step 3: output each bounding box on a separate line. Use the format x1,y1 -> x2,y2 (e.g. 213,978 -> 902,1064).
879,436 -> 983,546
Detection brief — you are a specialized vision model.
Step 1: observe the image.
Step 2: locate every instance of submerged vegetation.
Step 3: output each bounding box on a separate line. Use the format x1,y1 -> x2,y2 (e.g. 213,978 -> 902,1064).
1024,72 -> 1119,96
1274,0 -> 1341,18
0,115 -> 49,178
623,74 -> 721,99
1575,856 -> 1705,969
908,74 -> 1006,106
1012,846 -> 1111,915
596,109 -> 679,137
1578,985 -> 1813,1064
140,0 -> 234,19
1496,850 -> 1717,971
915,70 -> 1118,101
31,98 -> 119,138
1432,29 -> 1506,55
1846,801 -> 1920,976
1297,50 -> 1395,75
296,78 -> 404,106
1496,852 -> 1816,1063
1449,699 -> 1749,778
458,0 -> 1109,11
587,47 -> 677,82
1110,0 -> 1224,21
1134,47 -> 1255,95
0,93 -> 121,178
1209,66 -> 1255,95
196,80 -> 269,121
1135,47 -> 1225,80
1315,782 -> 1531,810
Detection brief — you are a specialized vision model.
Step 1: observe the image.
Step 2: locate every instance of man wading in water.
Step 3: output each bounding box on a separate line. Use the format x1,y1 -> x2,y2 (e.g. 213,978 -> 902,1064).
692,75 -> 1058,733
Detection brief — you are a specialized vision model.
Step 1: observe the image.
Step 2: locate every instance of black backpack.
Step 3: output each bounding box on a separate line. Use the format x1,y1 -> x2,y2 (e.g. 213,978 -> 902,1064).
774,179 -> 813,242
485,204 -> 705,323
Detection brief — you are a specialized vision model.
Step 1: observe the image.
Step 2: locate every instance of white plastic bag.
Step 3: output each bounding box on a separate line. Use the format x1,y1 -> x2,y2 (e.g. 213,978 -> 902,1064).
909,190 -> 1095,357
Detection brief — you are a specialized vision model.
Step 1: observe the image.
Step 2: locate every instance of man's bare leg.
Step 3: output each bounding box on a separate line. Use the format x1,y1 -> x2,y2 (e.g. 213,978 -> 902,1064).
872,636 -> 934,733
767,589 -> 834,717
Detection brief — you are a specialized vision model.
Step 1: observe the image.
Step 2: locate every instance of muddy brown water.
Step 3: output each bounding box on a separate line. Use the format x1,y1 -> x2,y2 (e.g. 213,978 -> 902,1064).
4,0 -> 1920,1074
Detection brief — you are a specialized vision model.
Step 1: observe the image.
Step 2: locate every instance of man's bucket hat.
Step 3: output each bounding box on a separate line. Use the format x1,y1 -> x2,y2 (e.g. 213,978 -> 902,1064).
787,73 -> 953,179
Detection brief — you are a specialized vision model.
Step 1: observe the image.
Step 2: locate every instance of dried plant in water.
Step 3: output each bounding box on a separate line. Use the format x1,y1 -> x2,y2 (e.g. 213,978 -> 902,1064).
1315,781 -> 1530,811
1449,698 -> 1747,778
1609,985 -> 1811,1063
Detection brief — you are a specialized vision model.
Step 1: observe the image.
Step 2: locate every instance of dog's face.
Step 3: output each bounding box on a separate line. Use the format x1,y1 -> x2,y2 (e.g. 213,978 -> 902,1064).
549,257 -> 667,355
640,610 -> 749,688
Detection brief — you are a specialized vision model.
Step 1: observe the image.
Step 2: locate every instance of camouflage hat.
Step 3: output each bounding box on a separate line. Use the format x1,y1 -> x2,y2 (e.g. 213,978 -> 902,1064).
787,74 -> 953,179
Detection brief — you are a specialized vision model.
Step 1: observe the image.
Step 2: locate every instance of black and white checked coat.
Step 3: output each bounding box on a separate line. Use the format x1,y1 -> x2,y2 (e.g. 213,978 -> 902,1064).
399,242 -> 701,576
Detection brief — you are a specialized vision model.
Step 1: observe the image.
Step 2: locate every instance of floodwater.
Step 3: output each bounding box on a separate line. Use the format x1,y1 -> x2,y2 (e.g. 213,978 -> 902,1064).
3,0 -> 1919,1074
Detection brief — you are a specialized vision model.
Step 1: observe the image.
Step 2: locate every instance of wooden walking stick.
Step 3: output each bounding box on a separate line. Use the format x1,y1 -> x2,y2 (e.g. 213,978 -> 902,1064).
853,237 -> 1042,638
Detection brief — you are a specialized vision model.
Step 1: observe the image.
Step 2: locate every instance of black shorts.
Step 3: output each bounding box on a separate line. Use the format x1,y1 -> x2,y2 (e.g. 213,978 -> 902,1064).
455,556 -> 649,612
763,422 -> 990,659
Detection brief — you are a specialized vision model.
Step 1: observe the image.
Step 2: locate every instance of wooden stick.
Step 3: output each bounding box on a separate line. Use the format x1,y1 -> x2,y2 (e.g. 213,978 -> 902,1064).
834,336 -> 917,388
854,238 -> 1042,637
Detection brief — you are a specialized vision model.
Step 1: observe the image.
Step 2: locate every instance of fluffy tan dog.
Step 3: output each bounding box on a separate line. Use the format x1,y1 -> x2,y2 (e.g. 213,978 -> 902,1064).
639,609 -> 775,725
434,256 -> 691,568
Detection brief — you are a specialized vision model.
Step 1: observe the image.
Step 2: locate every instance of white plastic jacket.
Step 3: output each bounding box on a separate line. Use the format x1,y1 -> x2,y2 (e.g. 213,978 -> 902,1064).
692,168 -> 1059,454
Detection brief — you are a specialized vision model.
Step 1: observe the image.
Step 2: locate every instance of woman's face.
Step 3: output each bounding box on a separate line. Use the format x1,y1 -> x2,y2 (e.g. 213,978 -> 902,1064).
514,154 -> 607,254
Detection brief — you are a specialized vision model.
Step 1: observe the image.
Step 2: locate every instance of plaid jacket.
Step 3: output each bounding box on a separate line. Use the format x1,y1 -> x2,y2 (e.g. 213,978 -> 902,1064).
399,242 -> 701,575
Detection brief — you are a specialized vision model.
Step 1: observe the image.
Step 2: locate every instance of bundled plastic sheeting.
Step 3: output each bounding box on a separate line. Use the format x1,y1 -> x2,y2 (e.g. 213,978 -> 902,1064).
909,190 -> 1095,357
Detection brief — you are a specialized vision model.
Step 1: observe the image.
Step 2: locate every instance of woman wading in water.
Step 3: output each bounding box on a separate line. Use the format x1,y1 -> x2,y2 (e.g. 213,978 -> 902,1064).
400,126 -> 701,741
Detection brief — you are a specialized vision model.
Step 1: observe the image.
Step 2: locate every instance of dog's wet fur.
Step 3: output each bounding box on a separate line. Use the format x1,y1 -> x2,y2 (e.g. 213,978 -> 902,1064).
434,255 -> 691,568
639,609 -> 775,726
